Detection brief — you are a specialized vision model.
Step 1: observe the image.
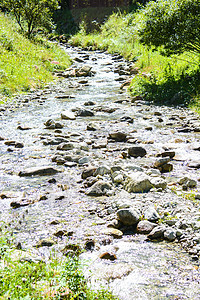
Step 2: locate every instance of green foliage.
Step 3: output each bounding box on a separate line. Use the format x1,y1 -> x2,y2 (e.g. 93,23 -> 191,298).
0,13 -> 71,99
0,230 -> 117,300
138,0 -> 200,57
0,0 -> 59,37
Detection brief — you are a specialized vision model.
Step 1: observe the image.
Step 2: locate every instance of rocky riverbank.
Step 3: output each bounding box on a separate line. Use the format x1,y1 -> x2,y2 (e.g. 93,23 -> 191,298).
0,45 -> 200,298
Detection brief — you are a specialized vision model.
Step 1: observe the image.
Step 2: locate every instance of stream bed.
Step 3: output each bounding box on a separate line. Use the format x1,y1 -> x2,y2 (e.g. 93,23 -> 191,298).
0,45 -> 200,299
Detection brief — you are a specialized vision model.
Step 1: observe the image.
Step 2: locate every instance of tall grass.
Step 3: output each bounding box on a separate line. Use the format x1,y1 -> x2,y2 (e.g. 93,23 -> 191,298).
0,13 -> 71,101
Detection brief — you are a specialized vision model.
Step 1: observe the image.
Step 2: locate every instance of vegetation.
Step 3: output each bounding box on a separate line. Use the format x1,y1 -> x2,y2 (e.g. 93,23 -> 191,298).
69,1 -> 200,109
0,230 -> 117,300
0,12 -> 71,101
139,0 -> 200,57
0,0 -> 59,37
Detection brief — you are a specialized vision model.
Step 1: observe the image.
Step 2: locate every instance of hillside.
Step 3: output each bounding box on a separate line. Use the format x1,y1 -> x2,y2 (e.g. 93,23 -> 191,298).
0,13 -> 71,102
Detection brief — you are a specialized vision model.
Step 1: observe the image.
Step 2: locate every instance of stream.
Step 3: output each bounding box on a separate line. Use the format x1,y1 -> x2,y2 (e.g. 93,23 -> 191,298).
0,45 -> 200,299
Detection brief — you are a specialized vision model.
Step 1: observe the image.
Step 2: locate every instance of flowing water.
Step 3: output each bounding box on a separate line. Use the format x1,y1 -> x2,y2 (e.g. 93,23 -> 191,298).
0,46 -> 200,299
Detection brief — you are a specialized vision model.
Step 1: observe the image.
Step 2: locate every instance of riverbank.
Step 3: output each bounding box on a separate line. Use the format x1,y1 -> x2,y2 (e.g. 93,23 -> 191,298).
69,9 -> 200,111
0,13 -> 71,102
0,45 -> 200,299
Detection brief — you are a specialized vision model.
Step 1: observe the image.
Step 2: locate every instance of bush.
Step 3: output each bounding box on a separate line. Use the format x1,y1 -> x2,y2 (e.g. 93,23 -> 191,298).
138,0 -> 200,57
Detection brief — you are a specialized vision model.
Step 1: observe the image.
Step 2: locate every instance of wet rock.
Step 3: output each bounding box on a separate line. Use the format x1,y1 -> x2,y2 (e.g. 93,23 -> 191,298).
108,131 -> 127,142
57,142 -> 75,151
112,172 -> 124,184
137,220 -> 157,234
99,252 -> 117,261
144,206 -> 160,222
150,177 -> 167,190
44,119 -> 63,129
10,199 -> 33,208
124,172 -> 152,193
84,100 -> 96,106
82,166 -> 97,179
76,109 -> 94,117
128,146 -> 147,158
62,243 -> 82,255
85,240 -> 95,251
36,238 -> 56,248
120,116 -> 134,123
86,180 -> 112,196
157,151 -> 176,159
160,163 -> 173,173
187,162 -> 200,169
104,228 -> 123,239
94,165 -> 111,176
19,166 -> 59,177
154,157 -> 171,168
76,65 -> 93,77
147,226 -> 166,240
178,177 -> 197,188
87,123 -> 98,131
61,110 -> 76,120
164,229 -> 177,242
17,125 -> 31,130
117,208 -> 140,226
15,142 -> 24,148
78,156 -> 90,165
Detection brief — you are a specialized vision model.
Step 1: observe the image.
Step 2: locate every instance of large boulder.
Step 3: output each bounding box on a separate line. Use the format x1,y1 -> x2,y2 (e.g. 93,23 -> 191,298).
124,172 -> 152,193
86,180 -> 112,196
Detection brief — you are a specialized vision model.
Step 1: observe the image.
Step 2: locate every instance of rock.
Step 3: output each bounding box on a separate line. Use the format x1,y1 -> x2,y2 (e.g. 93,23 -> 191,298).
112,172 -> 124,184
99,252 -> 117,261
128,146 -> 147,158
124,172 -> 152,193
108,131 -> 127,142
150,177 -> 167,189
144,206 -> 160,222
19,166 -> 59,177
188,162 -> 200,169
147,226 -> 166,240
36,238 -> 56,248
120,116 -> 134,123
178,177 -> 197,188
137,220 -> 157,234
15,142 -> 24,148
158,151 -> 176,159
104,228 -> 123,238
44,119 -> 63,129
57,142 -> 74,151
76,109 -> 94,117
78,156 -> 90,165
61,110 -> 76,120
164,229 -> 177,241
94,165 -> 111,176
76,65 -> 92,77
82,166 -> 97,179
160,163 -> 173,173
117,208 -> 140,226
86,180 -> 112,196
154,157 -> 171,168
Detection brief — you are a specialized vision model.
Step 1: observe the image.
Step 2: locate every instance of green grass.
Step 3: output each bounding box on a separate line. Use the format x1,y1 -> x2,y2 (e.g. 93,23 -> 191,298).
0,232 -> 117,300
69,9 -> 200,108
0,13 -> 71,102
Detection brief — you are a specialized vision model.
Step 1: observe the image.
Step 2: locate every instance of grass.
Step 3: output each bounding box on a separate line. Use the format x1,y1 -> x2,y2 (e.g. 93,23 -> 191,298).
0,230 -> 117,300
0,12 -> 71,102
69,8 -> 200,108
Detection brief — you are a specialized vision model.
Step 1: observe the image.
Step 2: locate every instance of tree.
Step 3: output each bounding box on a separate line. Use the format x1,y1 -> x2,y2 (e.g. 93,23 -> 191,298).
0,0 -> 59,37
138,0 -> 200,57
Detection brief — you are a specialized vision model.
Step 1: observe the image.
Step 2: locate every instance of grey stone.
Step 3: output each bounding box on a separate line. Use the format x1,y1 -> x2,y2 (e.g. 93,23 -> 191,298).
61,110 -> 76,120
150,177 -> 167,189
124,172 -> 152,193
144,206 -> 160,222
117,208 -> 140,225
86,180 -> 112,196
164,229 -> 177,241
137,220 -> 157,234
148,226 -> 166,240
19,166 -> 59,177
